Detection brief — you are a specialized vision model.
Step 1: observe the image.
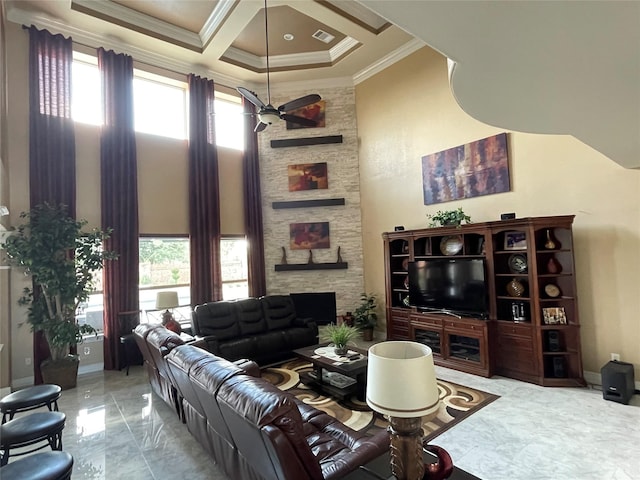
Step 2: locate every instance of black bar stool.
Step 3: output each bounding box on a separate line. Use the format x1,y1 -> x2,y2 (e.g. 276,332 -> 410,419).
0,384 -> 61,424
0,411 -> 66,466
0,451 -> 73,479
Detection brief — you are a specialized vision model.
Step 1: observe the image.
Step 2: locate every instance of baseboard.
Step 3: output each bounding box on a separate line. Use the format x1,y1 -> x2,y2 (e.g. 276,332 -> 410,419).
79,362 -> 104,375
583,369 -> 640,391
11,363 -> 104,390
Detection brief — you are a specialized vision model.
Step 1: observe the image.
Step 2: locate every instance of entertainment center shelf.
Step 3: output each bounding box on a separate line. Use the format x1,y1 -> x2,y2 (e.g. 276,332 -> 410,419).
382,215 -> 585,387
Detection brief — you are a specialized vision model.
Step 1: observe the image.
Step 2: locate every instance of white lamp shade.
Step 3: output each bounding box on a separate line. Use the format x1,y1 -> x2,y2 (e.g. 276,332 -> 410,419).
155,291 -> 179,310
366,341 -> 440,418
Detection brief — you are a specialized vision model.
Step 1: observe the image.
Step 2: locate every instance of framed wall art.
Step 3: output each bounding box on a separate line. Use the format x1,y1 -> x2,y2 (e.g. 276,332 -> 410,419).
504,231 -> 527,250
422,133 -> 510,205
286,100 -> 326,130
288,162 -> 328,191
289,222 -> 330,250
542,307 -> 567,325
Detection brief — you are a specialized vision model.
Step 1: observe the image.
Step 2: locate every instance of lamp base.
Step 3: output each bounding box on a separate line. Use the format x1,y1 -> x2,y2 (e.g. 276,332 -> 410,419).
388,416 -> 425,480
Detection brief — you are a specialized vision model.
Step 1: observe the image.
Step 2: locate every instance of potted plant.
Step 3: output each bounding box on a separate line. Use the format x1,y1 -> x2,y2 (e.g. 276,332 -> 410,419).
2,203 -> 116,389
354,292 -> 378,341
427,208 -> 471,228
321,323 -> 360,356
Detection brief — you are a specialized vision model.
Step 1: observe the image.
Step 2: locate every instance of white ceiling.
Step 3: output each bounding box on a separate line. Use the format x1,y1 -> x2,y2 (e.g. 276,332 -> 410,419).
5,0 -> 639,168
358,0 -> 640,169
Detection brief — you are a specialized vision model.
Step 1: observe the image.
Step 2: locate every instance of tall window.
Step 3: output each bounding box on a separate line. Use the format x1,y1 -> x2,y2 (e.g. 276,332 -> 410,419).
70,52 -> 244,145
139,237 -> 191,321
220,237 -> 249,300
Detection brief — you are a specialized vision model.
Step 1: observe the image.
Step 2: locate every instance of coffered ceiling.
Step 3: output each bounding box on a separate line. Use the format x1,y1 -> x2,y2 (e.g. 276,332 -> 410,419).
4,0 -> 419,89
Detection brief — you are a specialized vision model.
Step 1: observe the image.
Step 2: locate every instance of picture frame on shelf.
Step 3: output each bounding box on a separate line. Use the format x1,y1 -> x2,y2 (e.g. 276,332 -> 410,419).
542,307 -> 567,325
504,231 -> 527,250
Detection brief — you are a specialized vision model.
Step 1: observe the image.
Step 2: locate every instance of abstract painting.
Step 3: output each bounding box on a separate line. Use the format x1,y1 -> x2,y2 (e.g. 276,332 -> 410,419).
286,100 -> 326,130
422,133 -> 510,205
288,162 -> 328,191
289,222 -> 330,250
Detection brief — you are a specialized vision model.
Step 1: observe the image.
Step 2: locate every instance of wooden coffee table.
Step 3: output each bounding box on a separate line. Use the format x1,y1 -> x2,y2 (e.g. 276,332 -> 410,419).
293,343 -> 368,401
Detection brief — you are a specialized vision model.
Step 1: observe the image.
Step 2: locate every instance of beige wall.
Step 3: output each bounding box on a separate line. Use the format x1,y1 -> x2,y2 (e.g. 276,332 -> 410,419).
3,21 -> 245,384
355,47 -> 640,377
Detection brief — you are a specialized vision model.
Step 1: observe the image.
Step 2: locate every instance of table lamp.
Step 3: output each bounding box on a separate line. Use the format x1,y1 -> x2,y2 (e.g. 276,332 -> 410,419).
367,341 -> 440,480
155,291 -> 179,326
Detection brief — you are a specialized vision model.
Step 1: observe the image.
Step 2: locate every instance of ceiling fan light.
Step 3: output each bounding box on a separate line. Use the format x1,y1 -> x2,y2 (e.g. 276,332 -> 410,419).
259,111 -> 280,125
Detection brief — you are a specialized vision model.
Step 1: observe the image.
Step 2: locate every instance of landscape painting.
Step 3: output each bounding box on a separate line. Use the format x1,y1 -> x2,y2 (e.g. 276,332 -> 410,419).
422,133 -> 510,205
286,100 -> 326,130
289,222 -> 330,250
288,162 -> 328,191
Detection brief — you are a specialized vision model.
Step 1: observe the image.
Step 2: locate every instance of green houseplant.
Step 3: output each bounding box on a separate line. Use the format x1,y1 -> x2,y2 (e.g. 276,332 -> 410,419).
321,323 -> 360,355
354,292 -> 378,341
2,203 -> 116,388
427,208 -> 471,228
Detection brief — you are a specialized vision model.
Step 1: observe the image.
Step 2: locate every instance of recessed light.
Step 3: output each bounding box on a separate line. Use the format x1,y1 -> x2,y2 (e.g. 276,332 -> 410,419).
283,33 -> 294,41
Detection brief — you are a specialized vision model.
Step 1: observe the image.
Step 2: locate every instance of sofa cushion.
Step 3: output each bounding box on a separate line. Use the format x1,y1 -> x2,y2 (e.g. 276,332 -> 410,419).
236,298 -> 267,336
261,295 -> 296,330
193,301 -> 240,339
218,337 -> 257,362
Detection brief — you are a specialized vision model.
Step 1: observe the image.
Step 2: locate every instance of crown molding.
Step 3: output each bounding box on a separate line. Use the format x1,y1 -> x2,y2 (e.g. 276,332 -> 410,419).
6,5 -> 251,91
199,0 -> 237,48
223,35 -> 360,72
72,0 -> 202,52
353,37 -> 425,85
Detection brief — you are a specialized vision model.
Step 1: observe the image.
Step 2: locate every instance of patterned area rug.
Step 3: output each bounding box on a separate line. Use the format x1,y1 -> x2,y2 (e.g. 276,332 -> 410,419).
261,359 -> 499,442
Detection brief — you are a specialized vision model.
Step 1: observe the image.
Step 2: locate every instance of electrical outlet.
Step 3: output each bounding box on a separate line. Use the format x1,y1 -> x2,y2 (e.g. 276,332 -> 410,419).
611,353 -> 620,361
84,346 -> 91,356
25,357 -> 32,366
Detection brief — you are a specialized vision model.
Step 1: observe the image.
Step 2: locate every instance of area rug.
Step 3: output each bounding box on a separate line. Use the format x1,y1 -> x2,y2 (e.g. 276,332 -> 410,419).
261,359 -> 499,442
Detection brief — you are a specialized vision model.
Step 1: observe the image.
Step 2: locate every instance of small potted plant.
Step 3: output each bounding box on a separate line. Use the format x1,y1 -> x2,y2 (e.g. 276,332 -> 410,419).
354,292 -> 378,341
321,323 -> 360,356
427,208 -> 471,228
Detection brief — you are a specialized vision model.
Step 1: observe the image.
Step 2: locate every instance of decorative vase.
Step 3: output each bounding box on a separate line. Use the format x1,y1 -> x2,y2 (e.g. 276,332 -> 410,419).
544,229 -> 558,250
506,278 -> 525,297
546,257 -> 562,274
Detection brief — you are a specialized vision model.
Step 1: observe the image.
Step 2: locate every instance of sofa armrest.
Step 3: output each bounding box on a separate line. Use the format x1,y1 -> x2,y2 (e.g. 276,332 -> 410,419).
190,335 -> 221,355
293,317 -> 318,334
232,358 -> 261,377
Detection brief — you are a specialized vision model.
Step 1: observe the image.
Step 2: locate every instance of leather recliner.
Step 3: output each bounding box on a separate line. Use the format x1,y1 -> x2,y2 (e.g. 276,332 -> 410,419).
191,295 -> 318,365
163,344 -> 389,480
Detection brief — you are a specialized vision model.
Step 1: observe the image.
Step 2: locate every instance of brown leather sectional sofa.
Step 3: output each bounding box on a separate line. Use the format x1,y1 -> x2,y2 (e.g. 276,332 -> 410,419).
135,324 -> 390,479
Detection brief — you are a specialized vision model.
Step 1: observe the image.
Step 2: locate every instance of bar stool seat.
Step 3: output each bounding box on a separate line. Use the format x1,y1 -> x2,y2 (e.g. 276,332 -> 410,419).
0,411 -> 66,466
0,384 -> 61,424
0,451 -> 73,479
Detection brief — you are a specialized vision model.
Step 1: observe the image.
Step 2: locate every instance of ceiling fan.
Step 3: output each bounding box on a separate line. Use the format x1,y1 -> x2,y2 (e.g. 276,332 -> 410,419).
237,0 -> 321,132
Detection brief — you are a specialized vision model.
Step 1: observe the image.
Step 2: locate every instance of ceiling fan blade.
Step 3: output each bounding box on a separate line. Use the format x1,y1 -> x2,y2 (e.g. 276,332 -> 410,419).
237,87 -> 266,109
281,114 -> 317,127
278,94 -> 321,112
254,121 -> 268,133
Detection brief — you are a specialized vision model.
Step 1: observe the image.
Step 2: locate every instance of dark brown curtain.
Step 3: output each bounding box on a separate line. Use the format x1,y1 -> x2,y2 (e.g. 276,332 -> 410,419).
26,25 -> 76,383
241,98 -> 266,297
187,74 -> 222,306
98,48 -> 139,370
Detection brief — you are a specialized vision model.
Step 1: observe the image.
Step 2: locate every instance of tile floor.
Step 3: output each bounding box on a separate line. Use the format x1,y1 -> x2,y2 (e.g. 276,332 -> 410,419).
7,357 -> 640,480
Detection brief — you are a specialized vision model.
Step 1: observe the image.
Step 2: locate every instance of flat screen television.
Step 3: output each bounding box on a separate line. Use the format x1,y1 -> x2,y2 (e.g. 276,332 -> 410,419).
408,258 -> 488,318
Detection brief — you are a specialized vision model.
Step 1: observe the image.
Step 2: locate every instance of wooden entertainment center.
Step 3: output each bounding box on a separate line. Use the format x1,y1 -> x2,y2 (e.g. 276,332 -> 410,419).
383,215 -> 585,387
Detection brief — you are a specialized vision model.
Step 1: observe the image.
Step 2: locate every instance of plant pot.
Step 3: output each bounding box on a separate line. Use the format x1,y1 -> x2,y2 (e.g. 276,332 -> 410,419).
41,355 -> 79,390
334,345 -> 348,356
361,328 -> 373,342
